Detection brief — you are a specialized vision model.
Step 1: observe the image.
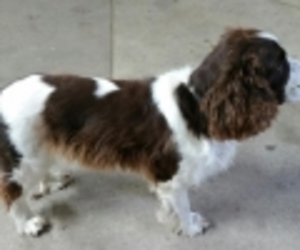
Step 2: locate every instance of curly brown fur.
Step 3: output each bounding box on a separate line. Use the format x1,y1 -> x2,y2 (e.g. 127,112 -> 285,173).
42,75 -> 179,183
189,28 -> 290,140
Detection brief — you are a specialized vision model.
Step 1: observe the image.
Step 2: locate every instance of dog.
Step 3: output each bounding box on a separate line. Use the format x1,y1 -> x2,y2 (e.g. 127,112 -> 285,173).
0,28 -> 300,237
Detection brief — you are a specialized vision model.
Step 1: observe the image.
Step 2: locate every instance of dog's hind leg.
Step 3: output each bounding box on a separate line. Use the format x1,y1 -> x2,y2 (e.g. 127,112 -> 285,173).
0,154 -> 54,236
9,193 -> 50,236
0,124 -> 50,236
32,170 -> 75,200
0,124 -> 23,209
7,158 -> 52,236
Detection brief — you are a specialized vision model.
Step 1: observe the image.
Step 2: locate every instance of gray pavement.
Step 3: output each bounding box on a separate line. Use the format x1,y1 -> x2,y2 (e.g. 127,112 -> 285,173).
0,0 -> 300,249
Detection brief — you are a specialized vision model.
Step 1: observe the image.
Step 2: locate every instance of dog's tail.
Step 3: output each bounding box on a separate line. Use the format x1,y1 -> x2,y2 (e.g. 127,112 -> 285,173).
0,112 -> 22,208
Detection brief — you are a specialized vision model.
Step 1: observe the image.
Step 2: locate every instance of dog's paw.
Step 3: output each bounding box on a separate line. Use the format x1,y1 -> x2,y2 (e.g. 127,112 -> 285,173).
175,212 -> 211,238
20,216 -> 51,237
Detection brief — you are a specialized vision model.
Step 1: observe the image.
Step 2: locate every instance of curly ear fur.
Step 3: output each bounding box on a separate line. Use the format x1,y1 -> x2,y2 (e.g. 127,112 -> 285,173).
201,52 -> 278,140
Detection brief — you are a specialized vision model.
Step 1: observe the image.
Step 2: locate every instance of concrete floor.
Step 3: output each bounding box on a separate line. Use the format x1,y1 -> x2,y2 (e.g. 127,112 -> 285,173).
0,0 -> 300,249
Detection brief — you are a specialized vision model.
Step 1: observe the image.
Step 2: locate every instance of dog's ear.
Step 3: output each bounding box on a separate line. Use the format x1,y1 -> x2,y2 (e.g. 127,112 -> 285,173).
200,51 -> 278,140
175,84 -> 207,137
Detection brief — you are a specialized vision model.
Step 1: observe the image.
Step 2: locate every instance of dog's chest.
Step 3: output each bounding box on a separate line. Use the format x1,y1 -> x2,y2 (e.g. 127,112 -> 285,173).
177,139 -> 238,186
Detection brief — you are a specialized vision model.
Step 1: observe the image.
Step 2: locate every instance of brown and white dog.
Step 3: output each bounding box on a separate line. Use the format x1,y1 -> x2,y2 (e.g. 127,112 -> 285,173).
0,28 -> 300,237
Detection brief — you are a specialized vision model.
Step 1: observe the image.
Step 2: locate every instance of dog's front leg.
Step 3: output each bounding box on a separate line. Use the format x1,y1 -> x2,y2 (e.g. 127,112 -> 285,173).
155,183 -> 210,237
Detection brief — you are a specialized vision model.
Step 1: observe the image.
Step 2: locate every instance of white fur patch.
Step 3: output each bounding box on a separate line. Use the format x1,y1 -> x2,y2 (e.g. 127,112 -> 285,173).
93,78 -> 119,97
0,75 -> 54,123
22,216 -> 49,236
285,58 -> 300,102
257,31 -> 278,42
0,75 -> 55,157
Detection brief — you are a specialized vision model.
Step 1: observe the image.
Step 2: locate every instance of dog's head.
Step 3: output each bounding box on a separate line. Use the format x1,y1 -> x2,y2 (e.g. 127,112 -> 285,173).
189,28 -> 300,140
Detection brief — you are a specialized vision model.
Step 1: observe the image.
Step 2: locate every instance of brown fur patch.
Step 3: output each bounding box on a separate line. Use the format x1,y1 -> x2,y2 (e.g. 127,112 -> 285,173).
42,75 -> 179,183
0,182 -> 22,207
189,28 -> 289,140
0,122 -> 22,207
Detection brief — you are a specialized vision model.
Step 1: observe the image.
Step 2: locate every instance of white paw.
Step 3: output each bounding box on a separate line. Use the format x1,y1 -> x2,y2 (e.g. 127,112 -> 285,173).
21,216 -> 51,237
176,212 -> 211,237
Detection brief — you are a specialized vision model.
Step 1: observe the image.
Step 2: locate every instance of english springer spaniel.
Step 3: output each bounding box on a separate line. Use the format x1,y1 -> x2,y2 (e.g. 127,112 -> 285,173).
0,28 -> 300,237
